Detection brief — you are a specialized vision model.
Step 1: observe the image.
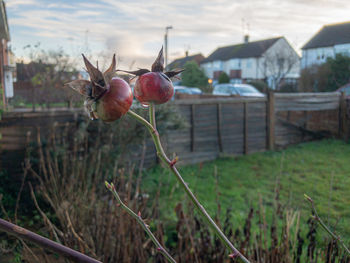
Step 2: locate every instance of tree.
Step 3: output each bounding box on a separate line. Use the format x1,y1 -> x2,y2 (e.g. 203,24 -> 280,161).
261,47 -> 299,90
18,44 -> 80,109
181,61 -> 208,91
299,64 -> 331,92
326,54 -> 350,91
218,72 -> 230,83
299,54 -> 350,92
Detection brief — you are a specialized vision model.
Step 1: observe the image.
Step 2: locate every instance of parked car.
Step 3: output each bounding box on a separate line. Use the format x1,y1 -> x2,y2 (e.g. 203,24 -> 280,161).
174,86 -> 203,95
188,87 -> 203,94
213,83 -> 264,97
174,86 -> 193,95
336,83 -> 350,97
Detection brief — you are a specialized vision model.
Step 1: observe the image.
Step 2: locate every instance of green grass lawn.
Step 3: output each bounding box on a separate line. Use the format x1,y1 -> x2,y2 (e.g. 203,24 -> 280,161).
142,139 -> 350,241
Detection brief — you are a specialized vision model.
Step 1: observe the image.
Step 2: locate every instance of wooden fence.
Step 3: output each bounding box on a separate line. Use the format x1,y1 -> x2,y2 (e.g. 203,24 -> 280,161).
0,92 -> 348,172
166,97 -> 267,165
163,92 -> 346,165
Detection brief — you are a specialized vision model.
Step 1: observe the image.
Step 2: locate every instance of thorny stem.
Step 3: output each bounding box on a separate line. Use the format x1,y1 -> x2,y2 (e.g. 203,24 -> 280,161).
105,182 -> 176,263
127,106 -> 250,263
304,194 -> 350,255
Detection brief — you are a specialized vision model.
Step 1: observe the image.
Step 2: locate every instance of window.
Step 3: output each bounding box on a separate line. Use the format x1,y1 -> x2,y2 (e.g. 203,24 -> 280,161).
345,87 -> 350,96
213,71 -> 223,80
230,70 -> 241,79
246,60 -> 252,68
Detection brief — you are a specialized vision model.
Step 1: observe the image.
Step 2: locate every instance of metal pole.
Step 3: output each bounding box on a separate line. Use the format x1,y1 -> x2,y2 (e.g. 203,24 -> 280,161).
164,33 -> 168,69
164,26 -> 173,71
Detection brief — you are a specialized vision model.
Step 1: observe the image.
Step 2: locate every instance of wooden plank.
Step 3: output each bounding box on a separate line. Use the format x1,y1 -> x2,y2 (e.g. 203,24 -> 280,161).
243,102 -> 248,154
274,92 -> 340,98
172,97 -> 267,105
274,93 -> 340,112
275,100 -> 340,112
217,103 -> 223,152
339,91 -> 347,139
267,91 -> 275,150
191,104 -> 195,152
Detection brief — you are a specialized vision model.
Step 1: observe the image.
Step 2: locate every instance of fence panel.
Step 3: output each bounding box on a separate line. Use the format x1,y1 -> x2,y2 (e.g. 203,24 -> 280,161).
1,93 -> 347,172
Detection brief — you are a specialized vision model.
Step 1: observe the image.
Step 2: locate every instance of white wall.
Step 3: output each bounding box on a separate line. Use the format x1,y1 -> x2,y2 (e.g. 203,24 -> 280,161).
262,38 -> 300,79
301,43 -> 350,69
301,47 -> 334,69
201,37 -> 300,85
4,69 -> 13,98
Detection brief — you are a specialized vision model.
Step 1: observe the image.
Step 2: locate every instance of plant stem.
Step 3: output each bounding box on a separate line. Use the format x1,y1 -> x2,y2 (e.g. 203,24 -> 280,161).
105,182 -> 177,263
0,218 -> 101,263
304,194 -> 350,255
127,106 -> 249,263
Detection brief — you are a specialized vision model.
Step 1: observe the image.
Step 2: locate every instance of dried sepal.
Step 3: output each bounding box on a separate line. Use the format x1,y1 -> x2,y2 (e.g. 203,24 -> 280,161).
117,68 -> 150,76
82,54 -> 105,87
91,81 -> 107,99
64,79 -> 92,97
104,54 -> 116,85
151,47 -> 164,72
82,54 -> 107,99
84,98 -> 98,120
164,69 -> 184,78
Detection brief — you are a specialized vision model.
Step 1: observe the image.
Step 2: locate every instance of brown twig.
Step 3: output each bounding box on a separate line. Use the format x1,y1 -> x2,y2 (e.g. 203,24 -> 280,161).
304,194 -> 350,255
105,182 -> 177,263
28,182 -> 62,243
0,218 -> 102,263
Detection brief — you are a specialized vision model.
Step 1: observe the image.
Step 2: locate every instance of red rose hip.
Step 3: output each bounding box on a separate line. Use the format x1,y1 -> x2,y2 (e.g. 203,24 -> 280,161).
95,77 -> 133,122
134,72 -> 174,105
119,47 -> 183,105
65,54 -> 133,122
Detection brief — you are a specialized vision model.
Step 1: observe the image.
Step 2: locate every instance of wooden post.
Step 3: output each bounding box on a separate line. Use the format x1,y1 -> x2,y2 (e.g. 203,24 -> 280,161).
217,103 -> 223,152
243,102 -> 248,154
190,104 -> 195,152
267,91 -> 275,150
339,91 -> 347,140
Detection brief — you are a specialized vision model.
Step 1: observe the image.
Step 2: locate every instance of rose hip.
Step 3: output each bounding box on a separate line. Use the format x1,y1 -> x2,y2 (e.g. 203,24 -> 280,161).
119,47 -> 183,105
65,54 -> 133,122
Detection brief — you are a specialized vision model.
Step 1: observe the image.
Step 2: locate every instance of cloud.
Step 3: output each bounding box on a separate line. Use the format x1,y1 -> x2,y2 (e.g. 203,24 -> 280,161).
6,0 -> 39,7
6,0 -> 350,69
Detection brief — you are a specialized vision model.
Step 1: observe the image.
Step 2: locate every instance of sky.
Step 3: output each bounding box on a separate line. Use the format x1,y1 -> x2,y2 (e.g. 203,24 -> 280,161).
6,0 -> 350,70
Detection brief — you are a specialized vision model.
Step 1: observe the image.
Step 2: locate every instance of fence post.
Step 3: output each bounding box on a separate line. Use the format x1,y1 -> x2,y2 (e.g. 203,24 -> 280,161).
339,91 -> 347,140
243,102 -> 248,154
267,91 -> 275,150
217,103 -> 223,152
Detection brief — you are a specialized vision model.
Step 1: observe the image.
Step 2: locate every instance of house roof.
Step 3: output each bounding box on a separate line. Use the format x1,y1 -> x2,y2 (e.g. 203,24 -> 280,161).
201,37 -> 282,64
302,21 -> 350,50
0,0 -> 9,41
168,53 -> 205,69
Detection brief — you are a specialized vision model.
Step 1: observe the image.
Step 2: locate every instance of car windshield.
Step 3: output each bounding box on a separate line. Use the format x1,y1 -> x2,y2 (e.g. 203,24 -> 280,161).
216,85 -> 236,94
344,87 -> 350,95
234,85 -> 259,94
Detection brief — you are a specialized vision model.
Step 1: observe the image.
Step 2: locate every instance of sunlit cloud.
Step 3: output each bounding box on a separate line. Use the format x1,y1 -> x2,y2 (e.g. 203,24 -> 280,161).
6,0 -> 350,69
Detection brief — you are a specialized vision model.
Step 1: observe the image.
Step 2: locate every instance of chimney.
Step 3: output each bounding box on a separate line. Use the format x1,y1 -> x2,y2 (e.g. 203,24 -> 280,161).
244,34 -> 249,44
185,51 -> 189,57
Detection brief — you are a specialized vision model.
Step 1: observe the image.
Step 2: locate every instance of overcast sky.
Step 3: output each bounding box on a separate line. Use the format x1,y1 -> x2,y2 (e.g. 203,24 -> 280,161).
6,0 -> 350,70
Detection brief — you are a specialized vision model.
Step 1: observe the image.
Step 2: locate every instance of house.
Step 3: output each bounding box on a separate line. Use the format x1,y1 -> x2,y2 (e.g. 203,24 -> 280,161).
200,36 -> 300,89
301,21 -> 350,69
0,0 -> 14,108
168,52 -> 205,69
